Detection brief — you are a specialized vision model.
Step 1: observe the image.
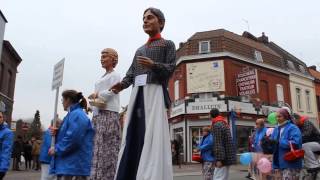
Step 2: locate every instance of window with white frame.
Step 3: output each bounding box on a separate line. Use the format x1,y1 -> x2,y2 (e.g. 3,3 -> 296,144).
254,50 -> 263,62
199,41 -> 210,54
305,90 -> 312,112
296,88 -> 302,110
287,61 -> 296,70
276,84 -> 284,103
174,80 -> 180,100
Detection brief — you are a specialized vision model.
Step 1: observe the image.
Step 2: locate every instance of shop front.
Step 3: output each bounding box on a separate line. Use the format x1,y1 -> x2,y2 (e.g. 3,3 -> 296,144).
169,97 -> 284,162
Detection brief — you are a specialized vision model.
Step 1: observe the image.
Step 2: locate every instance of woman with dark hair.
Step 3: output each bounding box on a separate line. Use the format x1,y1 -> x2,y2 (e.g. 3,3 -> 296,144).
49,90 -> 94,180
88,48 -> 121,180
111,7 -> 175,180
270,108 -> 302,180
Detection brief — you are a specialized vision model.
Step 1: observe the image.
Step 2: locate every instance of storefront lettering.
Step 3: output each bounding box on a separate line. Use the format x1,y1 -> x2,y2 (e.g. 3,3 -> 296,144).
191,104 -> 222,111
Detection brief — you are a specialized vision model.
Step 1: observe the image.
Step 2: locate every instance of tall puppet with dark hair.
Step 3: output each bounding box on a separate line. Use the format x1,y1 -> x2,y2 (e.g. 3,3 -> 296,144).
111,7 -> 176,180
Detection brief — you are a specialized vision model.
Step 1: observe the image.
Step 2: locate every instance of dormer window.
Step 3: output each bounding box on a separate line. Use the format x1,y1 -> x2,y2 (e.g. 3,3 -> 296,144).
254,50 -> 263,62
298,65 -> 306,73
287,61 -> 295,70
199,41 -> 210,54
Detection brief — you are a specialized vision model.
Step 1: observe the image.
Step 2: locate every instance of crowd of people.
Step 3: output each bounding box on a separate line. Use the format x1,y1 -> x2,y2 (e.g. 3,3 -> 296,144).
0,110 -> 45,180
187,106 -> 320,180
11,136 -> 41,171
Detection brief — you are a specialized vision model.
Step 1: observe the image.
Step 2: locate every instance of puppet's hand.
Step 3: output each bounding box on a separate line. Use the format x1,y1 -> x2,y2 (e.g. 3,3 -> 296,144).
137,56 -> 155,68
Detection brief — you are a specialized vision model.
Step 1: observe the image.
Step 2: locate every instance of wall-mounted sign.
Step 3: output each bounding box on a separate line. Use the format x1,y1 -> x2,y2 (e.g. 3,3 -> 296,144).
187,99 -> 227,114
236,69 -> 259,96
170,103 -> 185,118
228,101 -> 256,114
187,60 -> 225,93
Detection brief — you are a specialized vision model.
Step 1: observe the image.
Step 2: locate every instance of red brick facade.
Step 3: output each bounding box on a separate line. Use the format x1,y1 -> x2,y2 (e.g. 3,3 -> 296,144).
224,58 -> 291,106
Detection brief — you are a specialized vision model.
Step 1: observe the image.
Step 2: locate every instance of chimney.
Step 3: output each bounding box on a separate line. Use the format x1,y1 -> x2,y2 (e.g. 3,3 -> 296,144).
258,32 -> 269,43
309,65 -> 317,71
179,42 -> 184,49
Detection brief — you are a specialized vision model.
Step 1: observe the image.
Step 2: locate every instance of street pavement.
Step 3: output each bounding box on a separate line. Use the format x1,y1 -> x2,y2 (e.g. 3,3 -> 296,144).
5,164 -> 248,180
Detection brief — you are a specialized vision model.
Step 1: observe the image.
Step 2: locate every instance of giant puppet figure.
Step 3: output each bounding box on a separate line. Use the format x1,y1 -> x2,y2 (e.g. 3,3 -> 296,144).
111,7 -> 175,180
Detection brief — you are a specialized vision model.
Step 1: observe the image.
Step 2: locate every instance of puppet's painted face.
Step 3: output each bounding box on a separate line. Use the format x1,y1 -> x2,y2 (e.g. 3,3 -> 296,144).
143,10 -> 163,36
100,53 -> 114,69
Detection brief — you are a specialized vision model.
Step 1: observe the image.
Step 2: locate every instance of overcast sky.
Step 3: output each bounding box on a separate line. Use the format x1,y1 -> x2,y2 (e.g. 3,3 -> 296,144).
1,0 -> 319,127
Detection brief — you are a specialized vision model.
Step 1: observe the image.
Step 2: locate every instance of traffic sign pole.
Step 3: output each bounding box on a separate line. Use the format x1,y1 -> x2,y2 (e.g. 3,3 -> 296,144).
51,87 -> 59,148
51,58 -> 65,148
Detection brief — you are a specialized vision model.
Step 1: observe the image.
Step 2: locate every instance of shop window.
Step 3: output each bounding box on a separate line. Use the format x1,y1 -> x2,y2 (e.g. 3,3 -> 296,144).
190,127 -> 203,162
199,41 -> 210,54
296,88 -> 302,111
236,126 -> 254,153
174,80 -> 180,101
305,90 -> 312,112
173,128 -> 184,164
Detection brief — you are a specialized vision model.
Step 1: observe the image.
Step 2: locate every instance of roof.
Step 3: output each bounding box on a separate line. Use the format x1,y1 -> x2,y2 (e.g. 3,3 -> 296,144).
0,10 -> 8,23
308,68 -> 320,81
267,41 -> 306,66
188,29 -> 281,58
2,40 -> 22,63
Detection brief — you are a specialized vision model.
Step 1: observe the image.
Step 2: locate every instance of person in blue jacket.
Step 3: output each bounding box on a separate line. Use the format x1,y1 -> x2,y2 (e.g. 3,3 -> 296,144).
197,126 -> 215,180
253,118 -> 267,153
0,111 -> 13,180
270,108 -> 302,180
49,90 -> 94,180
40,119 -> 62,180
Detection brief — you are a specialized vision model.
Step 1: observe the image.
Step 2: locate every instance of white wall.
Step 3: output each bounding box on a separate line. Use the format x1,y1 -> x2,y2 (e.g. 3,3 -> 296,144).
289,73 -> 318,126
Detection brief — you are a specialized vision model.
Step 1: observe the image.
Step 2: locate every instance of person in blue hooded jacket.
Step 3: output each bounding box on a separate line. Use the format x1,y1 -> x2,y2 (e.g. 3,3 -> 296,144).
197,126 -> 215,180
270,108 -> 302,180
0,111 -> 13,180
40,119 -> 62,180
49,90 -> 94,180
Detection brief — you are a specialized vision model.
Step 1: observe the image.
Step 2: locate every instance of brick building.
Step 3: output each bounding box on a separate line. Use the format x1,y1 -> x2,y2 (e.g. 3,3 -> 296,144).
0,11 -> 22,126
308,66 -> 320,124
168,29 -> 293,162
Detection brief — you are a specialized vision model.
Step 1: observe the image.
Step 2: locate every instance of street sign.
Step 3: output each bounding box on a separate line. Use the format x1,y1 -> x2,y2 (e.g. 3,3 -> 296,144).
52,58 -> 65,90
51,58 -> 65,148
